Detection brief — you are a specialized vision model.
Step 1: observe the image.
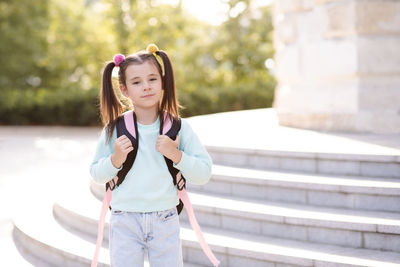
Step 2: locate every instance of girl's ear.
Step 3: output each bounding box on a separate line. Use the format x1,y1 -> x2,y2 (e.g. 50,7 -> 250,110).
120,84 -> 128,97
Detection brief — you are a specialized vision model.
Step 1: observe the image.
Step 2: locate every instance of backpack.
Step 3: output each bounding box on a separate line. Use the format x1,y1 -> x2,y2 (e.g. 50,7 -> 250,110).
92,110 -> 220,267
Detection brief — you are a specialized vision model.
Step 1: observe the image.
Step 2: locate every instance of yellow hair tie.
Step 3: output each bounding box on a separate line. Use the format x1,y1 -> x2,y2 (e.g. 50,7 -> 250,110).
146,43 -> 165,76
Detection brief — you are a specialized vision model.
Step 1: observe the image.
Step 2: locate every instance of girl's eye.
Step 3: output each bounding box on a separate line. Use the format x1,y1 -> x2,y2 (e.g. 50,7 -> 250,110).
133,81 -> 140,85
150,78 -> 157,81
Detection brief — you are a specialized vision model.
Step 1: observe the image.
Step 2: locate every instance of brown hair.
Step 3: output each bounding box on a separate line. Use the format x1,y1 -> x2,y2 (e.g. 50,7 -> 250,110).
100,49 -> 180,143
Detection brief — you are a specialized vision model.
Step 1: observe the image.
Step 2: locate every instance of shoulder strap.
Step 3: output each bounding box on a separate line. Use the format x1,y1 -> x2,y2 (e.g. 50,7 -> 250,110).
105,110 -> 139,191
159,113 -> 187,214
92,111 -> 139,267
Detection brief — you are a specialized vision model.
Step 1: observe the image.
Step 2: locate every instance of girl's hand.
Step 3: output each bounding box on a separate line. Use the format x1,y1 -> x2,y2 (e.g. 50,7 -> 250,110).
111,135 -> 134,168
156,135 -> 182,164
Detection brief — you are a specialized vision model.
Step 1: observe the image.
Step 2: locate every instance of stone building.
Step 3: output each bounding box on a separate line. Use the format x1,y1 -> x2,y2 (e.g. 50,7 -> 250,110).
273,0 -> 400,133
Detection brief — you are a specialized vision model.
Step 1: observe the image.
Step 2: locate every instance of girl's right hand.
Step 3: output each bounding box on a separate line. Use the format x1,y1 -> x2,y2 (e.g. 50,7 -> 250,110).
111,135 -> 134,168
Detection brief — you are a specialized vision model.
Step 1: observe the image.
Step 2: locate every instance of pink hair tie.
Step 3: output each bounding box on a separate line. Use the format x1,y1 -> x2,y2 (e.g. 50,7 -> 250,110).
113,54 -> 125,67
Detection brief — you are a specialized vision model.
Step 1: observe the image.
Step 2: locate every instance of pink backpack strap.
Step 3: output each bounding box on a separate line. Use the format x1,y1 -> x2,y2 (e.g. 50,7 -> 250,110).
91,176 -> 116,267
162,112 -> 173,135
124,110 -> 136,138
92,112 -> 137,267
176,172 -> 220,267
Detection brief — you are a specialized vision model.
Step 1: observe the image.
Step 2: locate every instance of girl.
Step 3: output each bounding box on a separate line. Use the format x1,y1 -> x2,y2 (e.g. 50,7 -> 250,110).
89,44 -> 214,267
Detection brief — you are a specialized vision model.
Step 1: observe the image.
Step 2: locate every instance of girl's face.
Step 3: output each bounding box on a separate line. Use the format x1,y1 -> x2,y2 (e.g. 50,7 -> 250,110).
120,61 -> 163,112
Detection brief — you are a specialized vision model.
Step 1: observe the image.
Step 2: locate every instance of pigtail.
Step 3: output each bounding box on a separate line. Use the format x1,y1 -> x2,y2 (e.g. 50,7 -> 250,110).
157,51 -> 180,121
100,61 -> 124,143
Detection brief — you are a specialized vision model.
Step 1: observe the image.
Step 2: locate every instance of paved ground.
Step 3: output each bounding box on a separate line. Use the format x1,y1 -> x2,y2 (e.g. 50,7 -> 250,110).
0,108 -> 399,265
189,108 -> 400,155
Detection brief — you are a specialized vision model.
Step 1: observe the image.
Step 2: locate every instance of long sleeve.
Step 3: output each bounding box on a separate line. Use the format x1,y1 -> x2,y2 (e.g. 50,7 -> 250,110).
173,119 -> 213,185
89,126 -> 123,184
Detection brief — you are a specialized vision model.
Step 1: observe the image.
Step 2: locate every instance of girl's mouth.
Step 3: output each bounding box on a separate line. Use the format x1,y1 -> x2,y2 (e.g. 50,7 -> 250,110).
142,94 -> 154,98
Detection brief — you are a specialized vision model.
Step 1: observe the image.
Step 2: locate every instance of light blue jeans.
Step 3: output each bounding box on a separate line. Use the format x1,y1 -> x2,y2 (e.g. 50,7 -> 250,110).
109,207 -> 183,267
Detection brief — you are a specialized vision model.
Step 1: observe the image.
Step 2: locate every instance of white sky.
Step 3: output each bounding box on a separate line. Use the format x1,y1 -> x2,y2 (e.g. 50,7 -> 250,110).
154,0 -> 272,26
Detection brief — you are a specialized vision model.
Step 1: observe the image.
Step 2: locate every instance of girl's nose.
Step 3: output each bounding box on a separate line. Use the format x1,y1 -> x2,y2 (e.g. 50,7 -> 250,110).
143,81 -> 151,90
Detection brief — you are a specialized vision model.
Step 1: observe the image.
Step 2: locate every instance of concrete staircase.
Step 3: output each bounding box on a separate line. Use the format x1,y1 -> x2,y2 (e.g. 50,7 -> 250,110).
11,109 -> 400,266
13,151 -> 400,266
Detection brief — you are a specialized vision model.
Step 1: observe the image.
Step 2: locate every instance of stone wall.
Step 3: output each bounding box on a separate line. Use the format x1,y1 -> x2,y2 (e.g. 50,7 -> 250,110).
273,0 -> 400,133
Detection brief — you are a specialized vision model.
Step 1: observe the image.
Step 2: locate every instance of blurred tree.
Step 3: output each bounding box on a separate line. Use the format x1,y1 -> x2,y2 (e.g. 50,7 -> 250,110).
177,0 -> 276,116
103,0 -> 135,55
0,0 -> 116,125
42,0 -> 116,91
0,0 -> 49,91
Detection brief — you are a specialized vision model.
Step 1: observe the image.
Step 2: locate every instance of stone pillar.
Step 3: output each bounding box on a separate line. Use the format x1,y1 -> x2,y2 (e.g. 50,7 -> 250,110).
273,0 -> 400,133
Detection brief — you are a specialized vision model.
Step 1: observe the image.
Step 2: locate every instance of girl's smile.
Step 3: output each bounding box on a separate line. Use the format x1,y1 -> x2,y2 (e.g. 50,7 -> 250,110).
142,93 -> 155,98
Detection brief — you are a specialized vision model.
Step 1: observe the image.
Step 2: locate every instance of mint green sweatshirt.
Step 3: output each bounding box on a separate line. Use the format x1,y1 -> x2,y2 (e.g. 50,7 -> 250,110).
89,116 -> 212,212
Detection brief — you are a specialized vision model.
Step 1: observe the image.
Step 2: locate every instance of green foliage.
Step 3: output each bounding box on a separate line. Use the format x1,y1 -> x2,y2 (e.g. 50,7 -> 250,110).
0,0 -> 49,90
0,87 -> 99,125
0,0 -> 275,125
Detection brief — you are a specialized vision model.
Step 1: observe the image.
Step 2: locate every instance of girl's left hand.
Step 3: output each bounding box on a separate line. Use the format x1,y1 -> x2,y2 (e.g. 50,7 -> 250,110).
156,135 -> 182,163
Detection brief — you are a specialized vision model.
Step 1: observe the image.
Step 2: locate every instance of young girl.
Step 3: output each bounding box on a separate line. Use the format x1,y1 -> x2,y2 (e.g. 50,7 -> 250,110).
89,44 -> 214,267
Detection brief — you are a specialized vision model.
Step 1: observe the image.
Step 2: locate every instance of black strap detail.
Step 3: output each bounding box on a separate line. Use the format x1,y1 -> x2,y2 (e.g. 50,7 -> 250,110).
105,112 -> 138,192
177,175 -> 186,191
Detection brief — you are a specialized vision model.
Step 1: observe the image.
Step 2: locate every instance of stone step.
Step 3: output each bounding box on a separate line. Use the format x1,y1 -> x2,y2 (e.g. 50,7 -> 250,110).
0,220 -> 44,267
90,165 -> 400,213
88,180 -> 400,253
206,146 -> 400,179
53,181 -> 400,267
192,164 -> 400,212
12,200 -> 110,267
